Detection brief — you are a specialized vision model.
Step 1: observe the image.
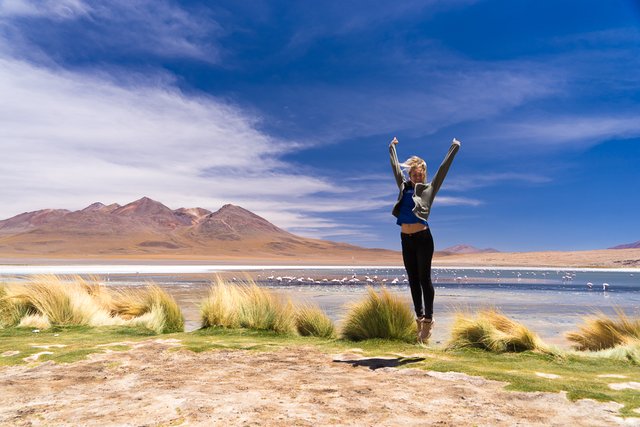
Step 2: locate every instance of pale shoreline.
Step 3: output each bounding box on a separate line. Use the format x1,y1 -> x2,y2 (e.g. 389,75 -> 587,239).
1,264 -> 639,275
1,247 -> 639,270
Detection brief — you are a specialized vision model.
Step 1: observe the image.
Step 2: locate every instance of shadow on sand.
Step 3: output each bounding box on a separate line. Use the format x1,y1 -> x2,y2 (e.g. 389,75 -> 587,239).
333,356 -> 425,370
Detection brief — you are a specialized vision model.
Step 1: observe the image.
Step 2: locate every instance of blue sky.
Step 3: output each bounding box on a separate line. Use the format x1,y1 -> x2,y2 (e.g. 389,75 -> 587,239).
0,0 -> 639,252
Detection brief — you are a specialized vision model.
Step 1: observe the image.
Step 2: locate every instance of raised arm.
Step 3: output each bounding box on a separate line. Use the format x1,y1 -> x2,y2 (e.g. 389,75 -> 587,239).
428,138 -> 461,200
389,137 -> 404,189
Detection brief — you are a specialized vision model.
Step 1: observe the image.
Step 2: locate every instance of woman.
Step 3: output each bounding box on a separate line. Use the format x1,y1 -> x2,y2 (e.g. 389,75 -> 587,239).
389,136 -> 461,343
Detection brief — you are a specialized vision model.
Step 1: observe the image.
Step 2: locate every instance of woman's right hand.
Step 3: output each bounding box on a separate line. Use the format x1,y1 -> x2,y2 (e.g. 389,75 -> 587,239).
391,137 -> 399,145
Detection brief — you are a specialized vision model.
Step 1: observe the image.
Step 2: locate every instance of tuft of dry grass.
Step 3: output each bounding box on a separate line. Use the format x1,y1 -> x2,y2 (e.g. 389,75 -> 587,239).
201,278 -> 241,329
200,277 -> 296,334
447,308 -> 546,353
1,284 -> 23,328
0,275 -> 183,334
566,309 -> 640,351
341,287 -> 415,342
115,285 -> 185,334
295,305 -> 336,338
9,275 -> 104,326
111,287 -> 154,319
146,285 -> 185,334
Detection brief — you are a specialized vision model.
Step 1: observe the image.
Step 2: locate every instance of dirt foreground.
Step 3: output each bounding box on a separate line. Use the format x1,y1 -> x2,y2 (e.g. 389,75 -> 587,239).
1,339 -> 637,427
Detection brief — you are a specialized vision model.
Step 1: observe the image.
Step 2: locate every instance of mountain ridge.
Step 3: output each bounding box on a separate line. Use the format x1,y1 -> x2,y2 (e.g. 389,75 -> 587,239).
0,197 -> 399,262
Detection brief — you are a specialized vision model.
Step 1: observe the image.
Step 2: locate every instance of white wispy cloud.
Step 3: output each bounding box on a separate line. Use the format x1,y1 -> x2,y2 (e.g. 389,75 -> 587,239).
0,0 -> 221,62
264,59 -> 563,142
474,27 -> 640,149
285,0 -> 479,49
476,115 -> 640,149
447,172 -> 552,191
0,0 -> 89,19
435,196 -> 482,207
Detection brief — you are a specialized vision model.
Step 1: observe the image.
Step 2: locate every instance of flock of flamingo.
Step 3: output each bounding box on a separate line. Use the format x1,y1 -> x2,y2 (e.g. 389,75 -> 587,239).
224,268 -> 625,292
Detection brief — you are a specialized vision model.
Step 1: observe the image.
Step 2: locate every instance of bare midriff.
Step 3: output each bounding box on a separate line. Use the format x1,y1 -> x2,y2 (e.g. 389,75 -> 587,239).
401,223 -> 428,234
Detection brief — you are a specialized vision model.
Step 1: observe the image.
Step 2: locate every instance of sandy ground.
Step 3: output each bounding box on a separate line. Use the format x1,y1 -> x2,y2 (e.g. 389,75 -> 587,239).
2,248 -> 640,268
1,339 -> 638,427
434,248 -> 640,268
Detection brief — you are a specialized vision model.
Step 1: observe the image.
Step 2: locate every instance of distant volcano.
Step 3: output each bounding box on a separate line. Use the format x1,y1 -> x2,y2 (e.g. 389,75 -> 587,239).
0,197 -> 399,262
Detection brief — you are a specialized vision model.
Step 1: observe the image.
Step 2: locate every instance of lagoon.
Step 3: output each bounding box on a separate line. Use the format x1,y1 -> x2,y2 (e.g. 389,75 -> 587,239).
2,265 -> 639,347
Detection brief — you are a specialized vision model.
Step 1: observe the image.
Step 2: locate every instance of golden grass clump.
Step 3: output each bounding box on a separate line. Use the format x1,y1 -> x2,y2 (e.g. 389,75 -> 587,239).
112,285 -> 185,334
341,287 -> 415,342
0,275 -> 183,334
201,278 -> 241,328
146,285 -> 185,334
295,305 -> 336,338
1,284 -> 32,328
566,309 -> 640,351
79,275 -> 116,313
9,275 -> 106,327
447,308 -> 545,353
201,277 -> 296,334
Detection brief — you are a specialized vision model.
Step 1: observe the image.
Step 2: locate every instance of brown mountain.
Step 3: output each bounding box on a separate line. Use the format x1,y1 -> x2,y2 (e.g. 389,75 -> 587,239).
189,204 -> 290,241
174,207 -> 212,225
81,202 -> 121,213
0,197 -> 400,263
0,209 -> 71,234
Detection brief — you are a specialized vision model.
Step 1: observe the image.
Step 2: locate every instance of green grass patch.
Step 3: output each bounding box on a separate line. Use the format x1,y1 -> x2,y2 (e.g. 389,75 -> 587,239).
0,325 -> 156,366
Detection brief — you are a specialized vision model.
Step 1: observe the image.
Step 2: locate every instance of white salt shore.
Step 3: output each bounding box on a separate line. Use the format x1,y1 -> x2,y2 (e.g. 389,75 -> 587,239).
1,264 -> 639,275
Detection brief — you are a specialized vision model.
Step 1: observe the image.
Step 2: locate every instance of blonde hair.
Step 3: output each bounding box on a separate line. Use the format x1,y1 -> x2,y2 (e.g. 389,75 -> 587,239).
401,156 -> 426,176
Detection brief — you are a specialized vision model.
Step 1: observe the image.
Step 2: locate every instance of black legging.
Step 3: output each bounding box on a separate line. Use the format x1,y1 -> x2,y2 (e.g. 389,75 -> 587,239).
400,228 -> 434,319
